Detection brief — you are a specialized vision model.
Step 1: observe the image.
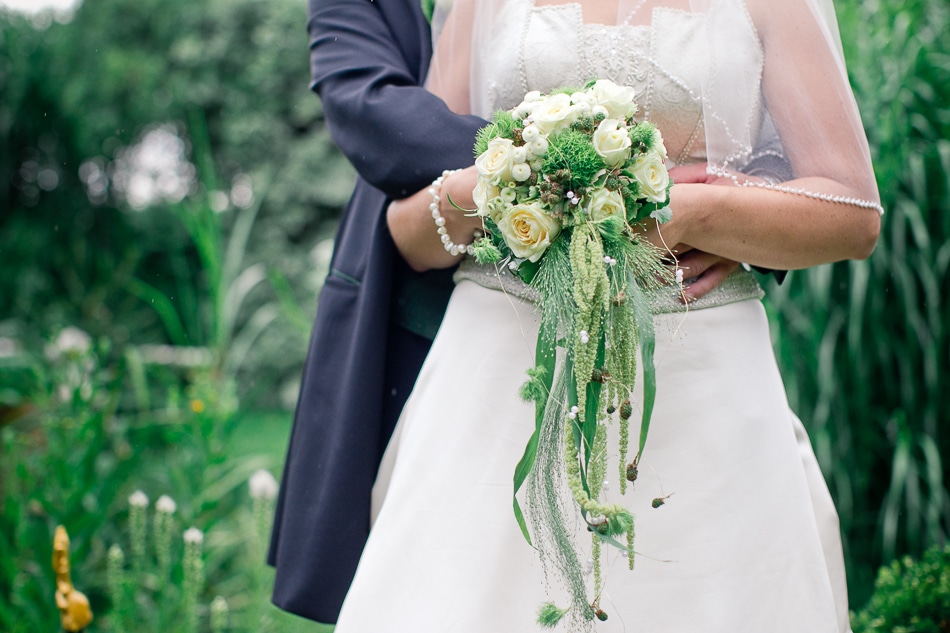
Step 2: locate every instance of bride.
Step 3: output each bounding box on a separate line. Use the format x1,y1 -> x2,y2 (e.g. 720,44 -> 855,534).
335,0 -> 881,630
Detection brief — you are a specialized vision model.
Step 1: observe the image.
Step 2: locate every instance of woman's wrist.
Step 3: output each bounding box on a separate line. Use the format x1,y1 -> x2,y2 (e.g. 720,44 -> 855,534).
429,170 -> 476,257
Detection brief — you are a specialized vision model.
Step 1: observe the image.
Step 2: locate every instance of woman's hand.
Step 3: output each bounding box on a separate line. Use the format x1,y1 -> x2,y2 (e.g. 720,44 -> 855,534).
638,163 -> 741,301
387,166 -> 483,272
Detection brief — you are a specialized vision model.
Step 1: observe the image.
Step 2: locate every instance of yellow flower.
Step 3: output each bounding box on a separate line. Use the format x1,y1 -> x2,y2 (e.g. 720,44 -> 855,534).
497,202 -> 561,262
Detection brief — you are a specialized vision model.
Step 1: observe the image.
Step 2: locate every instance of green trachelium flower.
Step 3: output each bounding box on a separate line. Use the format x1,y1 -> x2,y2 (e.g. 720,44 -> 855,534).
542,130 -> 606,191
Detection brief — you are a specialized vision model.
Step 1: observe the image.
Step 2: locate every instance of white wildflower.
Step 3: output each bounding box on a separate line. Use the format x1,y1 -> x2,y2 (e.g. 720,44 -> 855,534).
249,469 -> 279,501
156,495 -> 177,514
128,490 -> 149,508
183,527 -> 204,545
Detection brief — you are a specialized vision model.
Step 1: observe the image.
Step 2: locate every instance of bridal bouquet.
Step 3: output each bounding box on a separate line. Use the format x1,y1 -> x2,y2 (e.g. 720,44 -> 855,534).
468,79 -> 675,628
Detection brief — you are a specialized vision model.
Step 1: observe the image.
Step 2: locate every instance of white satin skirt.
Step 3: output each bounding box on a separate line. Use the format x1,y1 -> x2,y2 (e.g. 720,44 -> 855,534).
335,280 -> 851,632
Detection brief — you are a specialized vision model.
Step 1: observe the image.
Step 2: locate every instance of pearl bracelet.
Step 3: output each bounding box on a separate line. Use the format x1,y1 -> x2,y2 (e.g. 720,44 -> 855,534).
429,169 -> 475,257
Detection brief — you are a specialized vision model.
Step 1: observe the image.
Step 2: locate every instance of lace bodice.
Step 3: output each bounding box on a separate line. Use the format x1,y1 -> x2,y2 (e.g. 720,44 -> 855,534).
476,2 -> 759,166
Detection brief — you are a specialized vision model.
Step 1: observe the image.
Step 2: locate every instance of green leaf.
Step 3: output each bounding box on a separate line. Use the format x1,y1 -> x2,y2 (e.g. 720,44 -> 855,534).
512,315 -> 557,545
629,281 -> 657,459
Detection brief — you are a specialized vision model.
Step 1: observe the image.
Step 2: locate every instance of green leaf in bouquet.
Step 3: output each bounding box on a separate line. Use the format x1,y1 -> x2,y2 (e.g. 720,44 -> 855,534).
512,316 -> 557,545
628,281 -> 657,460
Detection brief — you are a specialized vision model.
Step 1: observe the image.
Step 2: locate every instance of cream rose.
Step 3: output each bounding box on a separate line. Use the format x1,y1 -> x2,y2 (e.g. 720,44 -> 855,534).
473,177 -> 501,217
528,93 -> 577,134
631,150 -> 670,203
592,119 -> 633,168
497,201 -> 561,262
476,137 -> 515,183
589,79 -> 638,120
651,127 -> 669,160
588,188 -> 626,223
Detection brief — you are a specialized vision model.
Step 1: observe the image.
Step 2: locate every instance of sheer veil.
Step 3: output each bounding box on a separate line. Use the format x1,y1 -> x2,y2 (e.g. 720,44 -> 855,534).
427,0 -> 882,214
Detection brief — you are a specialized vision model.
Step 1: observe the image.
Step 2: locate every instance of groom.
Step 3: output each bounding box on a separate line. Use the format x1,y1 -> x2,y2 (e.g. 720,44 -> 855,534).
268,0 -> 742,625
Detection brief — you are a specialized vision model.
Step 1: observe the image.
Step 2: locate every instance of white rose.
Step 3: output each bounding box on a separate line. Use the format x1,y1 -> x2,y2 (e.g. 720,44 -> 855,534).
652,127 -> 668,160
589,79 -> 638,120
631,150 -> 670,203
476,137 -> 515,183
473,177 -> 500,217
497,202 -> 561,262
528,93 -> 577,134
511,163 -> 532,182
588,188 -> 626,223
592,119 -> 633,168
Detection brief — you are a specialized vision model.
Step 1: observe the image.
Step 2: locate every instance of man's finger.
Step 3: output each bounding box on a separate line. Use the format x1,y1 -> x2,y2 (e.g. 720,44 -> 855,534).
683,260 -> 740,301
676,249 -> 719,279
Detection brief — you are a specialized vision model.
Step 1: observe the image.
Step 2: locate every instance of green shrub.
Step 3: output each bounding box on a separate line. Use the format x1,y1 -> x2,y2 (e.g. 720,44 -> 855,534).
851,544 -> 950,633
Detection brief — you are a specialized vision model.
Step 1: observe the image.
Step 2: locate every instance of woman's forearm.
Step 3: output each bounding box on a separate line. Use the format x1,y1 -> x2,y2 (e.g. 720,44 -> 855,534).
662,178 -> 881,270
387,167 -> 483,272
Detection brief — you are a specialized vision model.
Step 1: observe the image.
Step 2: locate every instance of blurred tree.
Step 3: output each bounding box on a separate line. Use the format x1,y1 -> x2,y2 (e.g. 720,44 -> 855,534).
0,0 -> 352,402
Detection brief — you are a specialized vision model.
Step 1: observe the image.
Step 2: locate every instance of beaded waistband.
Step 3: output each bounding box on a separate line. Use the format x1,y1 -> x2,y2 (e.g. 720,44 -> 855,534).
453,258 -> 764,314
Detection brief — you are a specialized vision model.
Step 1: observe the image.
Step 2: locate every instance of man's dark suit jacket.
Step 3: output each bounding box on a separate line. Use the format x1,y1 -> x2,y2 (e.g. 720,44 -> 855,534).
267,0 -> 485,624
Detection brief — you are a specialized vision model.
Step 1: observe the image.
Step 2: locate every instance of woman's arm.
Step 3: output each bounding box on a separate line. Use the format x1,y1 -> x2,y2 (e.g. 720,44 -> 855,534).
644,169 -> 880,271
387,167 -> 483,272
645,0 -> 881,270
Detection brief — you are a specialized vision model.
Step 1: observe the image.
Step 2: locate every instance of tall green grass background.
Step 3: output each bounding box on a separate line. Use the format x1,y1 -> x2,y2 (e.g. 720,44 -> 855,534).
766,0 -> 950,605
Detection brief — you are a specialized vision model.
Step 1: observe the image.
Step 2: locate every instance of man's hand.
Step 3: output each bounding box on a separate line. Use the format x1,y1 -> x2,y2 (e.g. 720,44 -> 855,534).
675,249 -> 740,302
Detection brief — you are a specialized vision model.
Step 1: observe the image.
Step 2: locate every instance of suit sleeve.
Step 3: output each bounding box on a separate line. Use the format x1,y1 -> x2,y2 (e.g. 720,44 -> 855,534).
308,0 -> 486,199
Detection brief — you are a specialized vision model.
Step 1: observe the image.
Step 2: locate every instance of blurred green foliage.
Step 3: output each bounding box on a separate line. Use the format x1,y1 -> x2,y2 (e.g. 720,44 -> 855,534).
0,0 -> 351,406
765,0 -> 950,608
0,325 -> 335,632
851,544 -> 950,633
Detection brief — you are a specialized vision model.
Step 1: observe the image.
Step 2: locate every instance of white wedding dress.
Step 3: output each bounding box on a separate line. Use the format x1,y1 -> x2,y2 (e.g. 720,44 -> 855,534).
334,3 -> 851,632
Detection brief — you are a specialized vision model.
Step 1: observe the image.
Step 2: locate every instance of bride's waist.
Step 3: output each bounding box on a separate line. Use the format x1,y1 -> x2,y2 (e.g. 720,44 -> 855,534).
453,259 -> 764,314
